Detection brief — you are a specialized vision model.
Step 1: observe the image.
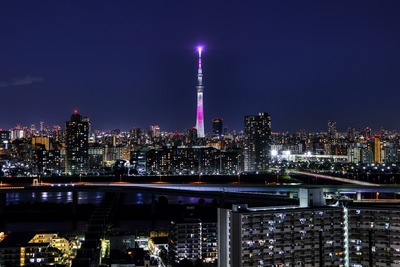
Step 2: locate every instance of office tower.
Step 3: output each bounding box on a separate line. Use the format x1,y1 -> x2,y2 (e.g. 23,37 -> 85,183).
364,127 -> 372,139
0,130 -> 10,149
30,124 -> 36,136
374,136 -> 381,164
195,46 -> 205,138
150,125 -> 161,138
212,118 -> 223,137
244,112 -> 272,173
10,126 -> 25,141
347,127 -> 356,141
40,120 -> 45,136
328,120 -> 337,138
65,110 -> 90,175
185,127 -> 198,144
32,136 -> 51,151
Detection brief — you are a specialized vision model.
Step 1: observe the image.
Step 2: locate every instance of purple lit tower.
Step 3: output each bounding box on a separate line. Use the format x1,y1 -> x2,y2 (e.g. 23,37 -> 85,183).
195,46 -> 205,138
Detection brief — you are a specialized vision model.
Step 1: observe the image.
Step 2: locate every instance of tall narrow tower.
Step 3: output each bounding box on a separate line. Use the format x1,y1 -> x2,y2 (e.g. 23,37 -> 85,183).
244,112 -> 272,173
65,110 -> 90,175
195,46 -> 205,138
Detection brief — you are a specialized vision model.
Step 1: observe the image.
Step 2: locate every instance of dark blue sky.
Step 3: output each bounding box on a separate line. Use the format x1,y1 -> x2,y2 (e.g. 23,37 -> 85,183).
1,1 -> 400,133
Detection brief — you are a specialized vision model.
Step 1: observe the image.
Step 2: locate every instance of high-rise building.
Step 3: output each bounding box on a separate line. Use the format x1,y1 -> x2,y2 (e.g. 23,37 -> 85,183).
374,136 -> 381,164
171,218 -> 218,264
212,118 -> 223,137
0,130 -> 10,149
185,127 -> 197,144
32,136 -> 51,151
328,120 -> 337,138
150,125 -> 161,138
218,190 -> 344,267
218,185 -> 400,267
364,127 -> 372,139
244,112 -> 271,173
40,120 -> 45,135
65,110 -> 90,175
347,204 -> 400,266
10,126 -> 26,141
195,46 -> 205,138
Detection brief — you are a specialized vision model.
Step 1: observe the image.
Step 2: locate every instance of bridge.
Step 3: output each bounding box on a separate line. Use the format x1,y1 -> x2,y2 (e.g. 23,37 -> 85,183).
288,170 -> 379,186
0,180 -> 396,207
0,170 -> 396,213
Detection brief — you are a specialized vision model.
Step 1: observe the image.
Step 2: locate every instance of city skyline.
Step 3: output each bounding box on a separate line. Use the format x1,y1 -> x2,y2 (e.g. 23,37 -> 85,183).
1,1 -> 400,133
1,111 -> 399,135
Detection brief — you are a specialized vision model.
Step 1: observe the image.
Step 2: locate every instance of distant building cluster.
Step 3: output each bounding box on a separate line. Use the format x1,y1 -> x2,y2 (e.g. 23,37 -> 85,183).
2,112 -> 400,177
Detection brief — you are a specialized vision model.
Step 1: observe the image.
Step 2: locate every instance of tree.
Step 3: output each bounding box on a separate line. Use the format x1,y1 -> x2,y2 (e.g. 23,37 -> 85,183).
158,245 -> 168,264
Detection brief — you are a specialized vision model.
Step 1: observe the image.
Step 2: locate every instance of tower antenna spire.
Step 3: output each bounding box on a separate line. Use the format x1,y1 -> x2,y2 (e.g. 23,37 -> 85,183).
195,46 -> 205,138
197,46 -> 203,86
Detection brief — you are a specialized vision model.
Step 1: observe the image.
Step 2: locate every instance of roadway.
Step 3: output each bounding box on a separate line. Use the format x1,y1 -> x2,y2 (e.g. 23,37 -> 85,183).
288,170 -> 379,186
1,180 -> 399,197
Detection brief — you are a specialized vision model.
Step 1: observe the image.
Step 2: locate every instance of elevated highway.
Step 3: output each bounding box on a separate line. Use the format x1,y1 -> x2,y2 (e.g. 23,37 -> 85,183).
288,170 -> 379,186
0,171 -> 396,211
0,181 -> 397,201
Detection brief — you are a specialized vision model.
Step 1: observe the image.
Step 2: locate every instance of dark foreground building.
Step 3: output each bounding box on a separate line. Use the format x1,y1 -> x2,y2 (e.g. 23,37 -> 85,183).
218,188 -> 400,267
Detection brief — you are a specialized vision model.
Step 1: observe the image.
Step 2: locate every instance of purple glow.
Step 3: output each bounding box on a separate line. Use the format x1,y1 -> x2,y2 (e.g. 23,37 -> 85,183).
197,46 -> 203,57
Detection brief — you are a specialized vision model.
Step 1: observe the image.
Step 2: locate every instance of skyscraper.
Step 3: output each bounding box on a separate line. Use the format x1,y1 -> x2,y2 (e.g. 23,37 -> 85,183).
150,125 -> 161,138
0,130 -> 10,149
212,118 -> 223,137
244,112 -> 272,173
195,46 -> 205,138
374,135 -> 381,164
328,120 -> 337,138
65,110 -> 90,175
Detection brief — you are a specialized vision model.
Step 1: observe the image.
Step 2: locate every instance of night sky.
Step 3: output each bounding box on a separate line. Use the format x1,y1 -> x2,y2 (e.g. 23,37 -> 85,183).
1,1 -> 400,133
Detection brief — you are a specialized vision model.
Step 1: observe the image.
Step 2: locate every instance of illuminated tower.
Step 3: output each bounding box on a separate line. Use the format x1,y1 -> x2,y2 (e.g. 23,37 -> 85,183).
195,46 -> 205,138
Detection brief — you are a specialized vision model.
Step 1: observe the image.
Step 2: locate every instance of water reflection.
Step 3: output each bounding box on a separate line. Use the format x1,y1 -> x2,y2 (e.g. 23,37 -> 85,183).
6,192 -> 212,205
